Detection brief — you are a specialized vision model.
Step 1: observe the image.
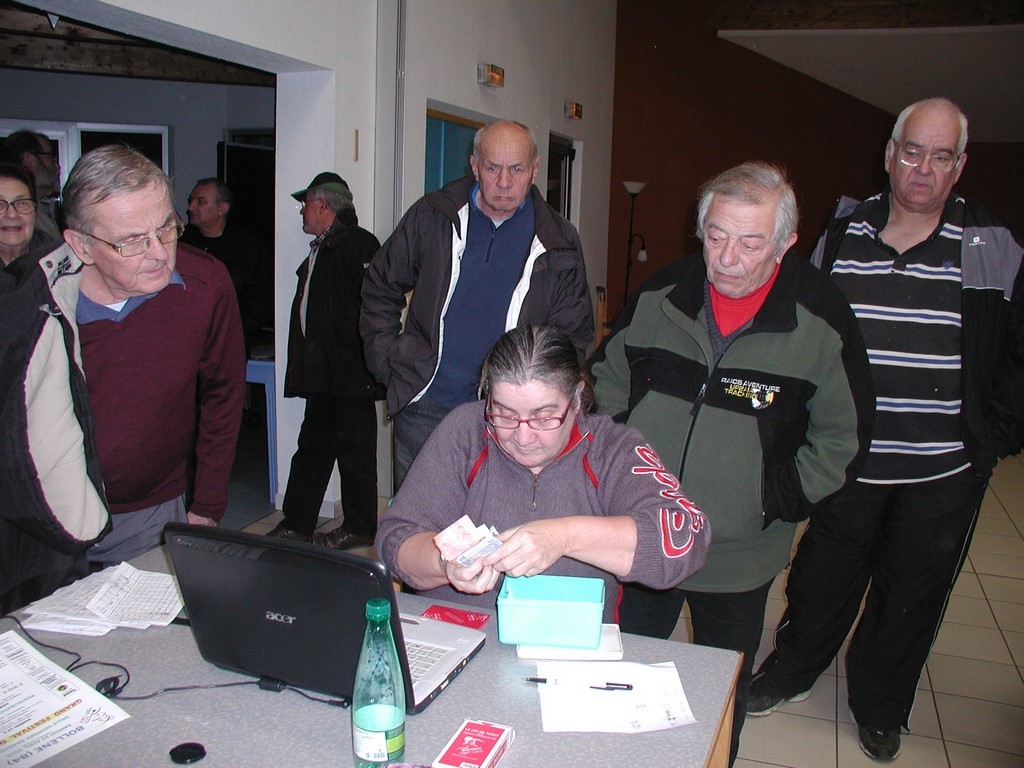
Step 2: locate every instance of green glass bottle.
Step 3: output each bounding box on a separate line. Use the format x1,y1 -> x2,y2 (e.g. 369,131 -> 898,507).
351,598 -> 406,767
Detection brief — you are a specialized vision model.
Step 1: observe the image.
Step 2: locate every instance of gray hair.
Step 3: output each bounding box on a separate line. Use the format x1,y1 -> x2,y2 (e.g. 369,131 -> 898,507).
890,97 -> 969,156
472,121 -> 539,164
64,145 -> 175,231
307,185 -> 354,214
481,326 -> 594,412
695,162 -> 798,253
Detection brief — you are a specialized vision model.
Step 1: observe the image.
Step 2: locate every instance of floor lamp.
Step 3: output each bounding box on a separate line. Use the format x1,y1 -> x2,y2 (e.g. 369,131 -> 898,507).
623,181 -> 647,305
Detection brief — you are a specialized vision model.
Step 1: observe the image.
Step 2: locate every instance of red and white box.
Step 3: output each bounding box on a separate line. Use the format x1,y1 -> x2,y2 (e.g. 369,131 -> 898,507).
431,719 -> 515,768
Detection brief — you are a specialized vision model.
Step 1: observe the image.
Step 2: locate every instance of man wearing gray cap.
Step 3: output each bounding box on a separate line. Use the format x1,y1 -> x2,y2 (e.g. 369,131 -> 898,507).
268,173 -> 383,548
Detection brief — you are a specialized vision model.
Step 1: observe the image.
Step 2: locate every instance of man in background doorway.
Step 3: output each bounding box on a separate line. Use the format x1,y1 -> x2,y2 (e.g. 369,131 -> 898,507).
181,177 -> 273,355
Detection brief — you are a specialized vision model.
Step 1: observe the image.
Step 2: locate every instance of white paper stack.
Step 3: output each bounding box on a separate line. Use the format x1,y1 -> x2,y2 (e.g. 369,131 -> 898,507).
20,562 -> 183,635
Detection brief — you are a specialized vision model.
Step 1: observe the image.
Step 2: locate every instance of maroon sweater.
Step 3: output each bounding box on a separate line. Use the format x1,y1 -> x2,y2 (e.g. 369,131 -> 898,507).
79,246 -> 245,519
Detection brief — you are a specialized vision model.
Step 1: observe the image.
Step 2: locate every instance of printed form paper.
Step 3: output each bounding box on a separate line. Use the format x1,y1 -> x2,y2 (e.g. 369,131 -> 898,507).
534,660 -> 697,733
20,563 -> 183,635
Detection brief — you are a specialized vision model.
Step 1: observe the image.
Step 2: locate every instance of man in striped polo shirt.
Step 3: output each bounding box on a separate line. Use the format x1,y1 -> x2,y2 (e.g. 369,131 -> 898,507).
747,98 -> 1024,761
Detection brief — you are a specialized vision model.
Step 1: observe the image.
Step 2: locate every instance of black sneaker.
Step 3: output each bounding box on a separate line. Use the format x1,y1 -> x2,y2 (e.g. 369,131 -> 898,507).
312,528 -> 375,550
746,688 -> 810,716
857,724 -> 901,761
265,524 -> 312,543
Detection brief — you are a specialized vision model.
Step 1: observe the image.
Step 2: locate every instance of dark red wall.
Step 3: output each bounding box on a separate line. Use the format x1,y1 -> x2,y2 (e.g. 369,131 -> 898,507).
607,2 -> 1024,320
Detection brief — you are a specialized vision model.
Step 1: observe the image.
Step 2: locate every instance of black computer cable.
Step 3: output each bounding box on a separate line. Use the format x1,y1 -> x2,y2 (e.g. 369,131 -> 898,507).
2,615 -> 349,707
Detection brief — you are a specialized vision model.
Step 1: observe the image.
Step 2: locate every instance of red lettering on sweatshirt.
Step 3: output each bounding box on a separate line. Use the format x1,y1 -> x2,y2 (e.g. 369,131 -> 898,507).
632,444 -> 706,557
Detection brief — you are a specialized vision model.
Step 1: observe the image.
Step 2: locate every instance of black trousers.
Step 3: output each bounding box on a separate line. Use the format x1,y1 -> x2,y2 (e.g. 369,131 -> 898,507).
280,395 -> 378,536
752,468 -> 984,730
620,579 -> 773,767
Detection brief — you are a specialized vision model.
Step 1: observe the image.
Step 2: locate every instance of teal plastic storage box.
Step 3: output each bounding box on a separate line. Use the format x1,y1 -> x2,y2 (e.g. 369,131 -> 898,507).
496,574 -> 604,649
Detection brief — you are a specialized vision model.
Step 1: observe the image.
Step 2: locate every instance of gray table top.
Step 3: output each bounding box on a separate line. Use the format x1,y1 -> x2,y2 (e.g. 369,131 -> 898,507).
19,548 -> 740,768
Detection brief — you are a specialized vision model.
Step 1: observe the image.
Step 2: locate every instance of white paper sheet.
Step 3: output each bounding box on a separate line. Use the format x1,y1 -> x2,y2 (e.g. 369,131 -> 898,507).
533,660 -> 696,733
21,563 -> 183,635
0,631 -> 129,766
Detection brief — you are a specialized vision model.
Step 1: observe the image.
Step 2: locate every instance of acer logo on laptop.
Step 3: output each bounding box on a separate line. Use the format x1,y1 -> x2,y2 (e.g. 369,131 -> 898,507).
266,611 -> 297,624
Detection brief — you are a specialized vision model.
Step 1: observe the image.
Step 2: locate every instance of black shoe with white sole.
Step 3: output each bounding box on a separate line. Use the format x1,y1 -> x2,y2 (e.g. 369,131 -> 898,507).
857,724 -> 901,761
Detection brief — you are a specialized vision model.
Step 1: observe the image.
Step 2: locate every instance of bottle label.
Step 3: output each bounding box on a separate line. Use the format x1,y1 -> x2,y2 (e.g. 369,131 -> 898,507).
353,721 -> 405,763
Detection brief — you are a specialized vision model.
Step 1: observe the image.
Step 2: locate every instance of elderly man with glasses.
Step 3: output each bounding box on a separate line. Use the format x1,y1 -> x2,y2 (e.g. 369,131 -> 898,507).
61,145 -> 245,566
747,98 -> 1024,761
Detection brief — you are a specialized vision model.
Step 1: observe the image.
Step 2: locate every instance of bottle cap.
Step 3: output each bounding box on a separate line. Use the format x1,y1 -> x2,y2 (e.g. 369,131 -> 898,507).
365,597 -> 391,621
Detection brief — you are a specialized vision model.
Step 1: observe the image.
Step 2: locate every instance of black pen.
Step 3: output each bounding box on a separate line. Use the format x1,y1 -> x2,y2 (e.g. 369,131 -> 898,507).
525,677 -> 633,691
589,682 -> 633,691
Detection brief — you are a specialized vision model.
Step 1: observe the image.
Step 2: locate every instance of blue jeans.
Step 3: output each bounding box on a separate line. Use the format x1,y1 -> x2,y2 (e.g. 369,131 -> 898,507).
392,395 -> 450,491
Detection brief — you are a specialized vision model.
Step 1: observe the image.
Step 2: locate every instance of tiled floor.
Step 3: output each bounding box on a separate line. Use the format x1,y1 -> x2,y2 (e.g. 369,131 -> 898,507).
221,410 -> 376,556
722,456 -> 1023,768
225,420 -> 1024,767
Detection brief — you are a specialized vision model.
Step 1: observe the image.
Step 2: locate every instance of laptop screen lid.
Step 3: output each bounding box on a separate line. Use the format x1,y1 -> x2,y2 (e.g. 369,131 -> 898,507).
163,523 -> 484,714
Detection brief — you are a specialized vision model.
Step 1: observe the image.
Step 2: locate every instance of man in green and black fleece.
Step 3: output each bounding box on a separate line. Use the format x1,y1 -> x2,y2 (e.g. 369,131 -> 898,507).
589,162 -> 874,766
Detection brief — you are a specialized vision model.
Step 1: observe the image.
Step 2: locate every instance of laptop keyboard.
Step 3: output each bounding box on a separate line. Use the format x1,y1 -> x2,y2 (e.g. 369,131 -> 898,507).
405,640 -> 448,681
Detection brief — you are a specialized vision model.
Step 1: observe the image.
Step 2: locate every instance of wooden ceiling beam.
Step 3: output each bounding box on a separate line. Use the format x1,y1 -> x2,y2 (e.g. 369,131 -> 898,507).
710,1 -> 1024,30
0,2 -> 273,86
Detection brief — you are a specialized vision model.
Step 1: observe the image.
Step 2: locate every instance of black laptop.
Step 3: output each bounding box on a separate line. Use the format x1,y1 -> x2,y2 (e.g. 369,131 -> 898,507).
163,523 -> 485,714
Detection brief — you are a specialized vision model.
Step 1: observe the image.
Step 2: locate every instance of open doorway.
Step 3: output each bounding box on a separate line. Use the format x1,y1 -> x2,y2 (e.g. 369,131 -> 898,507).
546,133 -> 576,219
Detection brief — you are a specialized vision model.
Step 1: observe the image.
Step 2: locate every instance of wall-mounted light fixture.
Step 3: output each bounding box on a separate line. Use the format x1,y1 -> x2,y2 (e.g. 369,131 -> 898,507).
623,181 -> 648,304
564,101 -> 583,120
477,63 -> 505,88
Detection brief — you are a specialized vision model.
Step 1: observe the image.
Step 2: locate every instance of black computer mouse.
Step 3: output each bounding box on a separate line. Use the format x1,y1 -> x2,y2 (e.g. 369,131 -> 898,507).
169,742 -> 206,764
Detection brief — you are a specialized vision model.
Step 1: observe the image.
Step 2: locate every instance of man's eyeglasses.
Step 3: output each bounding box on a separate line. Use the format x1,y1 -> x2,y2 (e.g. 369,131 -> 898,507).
83,220 -> 184,259
0,199 -> 37,215
484,399 -> 573,431
893,143 -> 960,173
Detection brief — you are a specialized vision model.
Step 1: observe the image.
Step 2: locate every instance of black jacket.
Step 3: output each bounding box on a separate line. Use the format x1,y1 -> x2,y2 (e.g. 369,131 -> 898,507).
361,175 -> 593,414
285,210 -> 383,399
1,245 -> 110,608
813,192 -> 1024,478
181,222 -> 273,350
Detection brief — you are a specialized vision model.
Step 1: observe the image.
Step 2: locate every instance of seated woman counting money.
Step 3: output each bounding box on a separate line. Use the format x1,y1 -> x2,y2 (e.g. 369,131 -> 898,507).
376,325 -> 711,620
